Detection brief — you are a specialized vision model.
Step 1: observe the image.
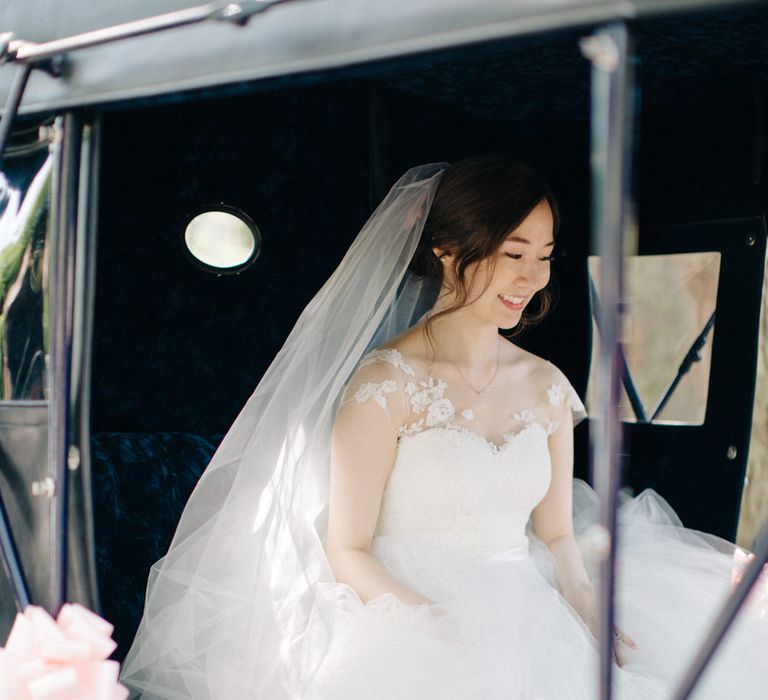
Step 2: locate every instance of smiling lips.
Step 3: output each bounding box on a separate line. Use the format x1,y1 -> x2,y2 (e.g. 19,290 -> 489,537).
498,292 -> 526,310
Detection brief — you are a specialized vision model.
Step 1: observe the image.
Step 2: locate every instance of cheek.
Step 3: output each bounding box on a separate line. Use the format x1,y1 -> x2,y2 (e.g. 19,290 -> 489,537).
467,262 -> 493,294
531,264 -> 551,289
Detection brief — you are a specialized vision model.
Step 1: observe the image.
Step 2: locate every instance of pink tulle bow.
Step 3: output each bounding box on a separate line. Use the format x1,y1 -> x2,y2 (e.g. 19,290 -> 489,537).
0,603 -> 129,700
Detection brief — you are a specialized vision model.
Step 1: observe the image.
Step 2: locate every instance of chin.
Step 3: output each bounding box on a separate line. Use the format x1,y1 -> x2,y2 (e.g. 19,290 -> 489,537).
497,314 -> 521,331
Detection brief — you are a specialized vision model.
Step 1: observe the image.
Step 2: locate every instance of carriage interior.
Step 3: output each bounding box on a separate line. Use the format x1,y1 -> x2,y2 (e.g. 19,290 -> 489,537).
1,0 -> 767,662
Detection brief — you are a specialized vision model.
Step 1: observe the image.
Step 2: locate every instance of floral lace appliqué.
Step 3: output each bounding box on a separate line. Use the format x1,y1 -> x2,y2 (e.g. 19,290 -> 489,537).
353,348 -> 583,442
512,409 -> 537,424
400,376 -> 456,436
354,380 -> 397,409
426,398 -> 455,427
360,348 -> 415,377
544,379 -> 586,435
405,376 -> 448,415
547,383 -> 564,406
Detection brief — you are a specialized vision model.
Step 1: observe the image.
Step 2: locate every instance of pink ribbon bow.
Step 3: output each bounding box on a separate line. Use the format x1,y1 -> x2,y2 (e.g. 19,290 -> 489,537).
0,603 -> 129,700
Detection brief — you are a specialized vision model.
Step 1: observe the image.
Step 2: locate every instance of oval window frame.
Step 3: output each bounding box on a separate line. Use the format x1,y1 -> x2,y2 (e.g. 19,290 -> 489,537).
181,203 -> 262,275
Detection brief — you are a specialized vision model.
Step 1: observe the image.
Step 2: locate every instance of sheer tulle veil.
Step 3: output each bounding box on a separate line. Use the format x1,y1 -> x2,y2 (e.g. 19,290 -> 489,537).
120,163 -> 450,699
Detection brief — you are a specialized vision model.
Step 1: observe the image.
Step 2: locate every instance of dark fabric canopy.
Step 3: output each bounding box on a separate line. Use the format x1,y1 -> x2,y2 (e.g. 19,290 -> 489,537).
0,0 -> 760,115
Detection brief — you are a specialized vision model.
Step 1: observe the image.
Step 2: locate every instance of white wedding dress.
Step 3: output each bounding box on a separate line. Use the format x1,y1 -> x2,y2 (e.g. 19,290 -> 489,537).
301,347 -> 768,700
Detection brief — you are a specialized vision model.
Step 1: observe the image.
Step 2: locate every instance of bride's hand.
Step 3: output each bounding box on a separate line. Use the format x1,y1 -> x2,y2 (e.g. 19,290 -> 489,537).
580,605 -> 637,667
612,625 -> 637,668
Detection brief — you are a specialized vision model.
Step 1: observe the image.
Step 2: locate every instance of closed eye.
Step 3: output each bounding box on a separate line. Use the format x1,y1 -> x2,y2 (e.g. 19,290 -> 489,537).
504,252 -> 557,262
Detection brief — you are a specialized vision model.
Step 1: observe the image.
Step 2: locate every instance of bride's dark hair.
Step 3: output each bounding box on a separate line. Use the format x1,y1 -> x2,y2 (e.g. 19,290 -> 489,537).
410,154 -> 561,342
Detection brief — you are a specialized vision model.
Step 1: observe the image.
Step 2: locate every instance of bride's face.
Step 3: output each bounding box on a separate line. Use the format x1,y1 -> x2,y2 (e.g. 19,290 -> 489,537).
456,199 -> 555,329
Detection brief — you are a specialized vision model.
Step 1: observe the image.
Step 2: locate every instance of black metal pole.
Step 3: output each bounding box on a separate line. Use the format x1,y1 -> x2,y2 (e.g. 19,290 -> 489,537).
588,276 -> 648,422
649,311 -> 715,421
0,487 -> 31,610
48,113 -> 82,614
70,118 -> 103,615
8,0 -> 300,65
0,63 -> 32,168
579,20 -> 638,700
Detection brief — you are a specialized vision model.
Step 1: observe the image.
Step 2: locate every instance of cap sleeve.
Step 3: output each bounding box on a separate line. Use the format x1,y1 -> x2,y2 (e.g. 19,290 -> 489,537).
543,363 -> 588,435
337,348 -> 412,432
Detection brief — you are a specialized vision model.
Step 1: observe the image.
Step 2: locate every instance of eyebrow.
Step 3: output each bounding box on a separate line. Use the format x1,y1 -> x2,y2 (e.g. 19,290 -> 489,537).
505,235 -> 555,247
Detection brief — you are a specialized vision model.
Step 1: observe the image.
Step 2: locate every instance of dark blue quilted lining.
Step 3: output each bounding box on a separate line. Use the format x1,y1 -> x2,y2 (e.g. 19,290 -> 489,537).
91,432 -> 224,660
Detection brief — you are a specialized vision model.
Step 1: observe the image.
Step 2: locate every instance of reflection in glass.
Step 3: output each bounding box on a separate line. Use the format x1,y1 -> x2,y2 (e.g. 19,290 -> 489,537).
184,207 -> 260,272
587,252 -> 721,425
0,137 -> 53,401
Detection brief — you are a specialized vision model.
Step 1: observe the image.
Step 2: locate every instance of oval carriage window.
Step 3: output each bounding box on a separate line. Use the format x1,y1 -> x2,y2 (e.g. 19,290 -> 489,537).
183,205 -> 261,273
586,252 -> 721,425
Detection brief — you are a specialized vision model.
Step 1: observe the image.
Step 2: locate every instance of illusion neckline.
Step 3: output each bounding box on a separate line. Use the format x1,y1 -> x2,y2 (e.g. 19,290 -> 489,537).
371,346 -> 552,385
398,421 -> 547,453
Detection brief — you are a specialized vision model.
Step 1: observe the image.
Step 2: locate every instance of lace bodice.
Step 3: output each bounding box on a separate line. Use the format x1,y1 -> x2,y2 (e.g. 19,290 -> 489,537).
336,346 -> 587,557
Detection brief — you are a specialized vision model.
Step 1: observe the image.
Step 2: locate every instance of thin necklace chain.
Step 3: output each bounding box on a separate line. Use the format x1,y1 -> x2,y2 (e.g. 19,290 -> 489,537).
442,335 -> 501,395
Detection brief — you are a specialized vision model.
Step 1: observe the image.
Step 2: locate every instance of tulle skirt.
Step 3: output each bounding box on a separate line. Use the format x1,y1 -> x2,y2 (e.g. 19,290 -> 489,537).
303,479 -> 768,699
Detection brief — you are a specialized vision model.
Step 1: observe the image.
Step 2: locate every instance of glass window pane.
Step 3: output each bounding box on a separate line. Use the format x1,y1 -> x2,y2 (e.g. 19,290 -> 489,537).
586,252 -> 721,425
0,133 -> 53,402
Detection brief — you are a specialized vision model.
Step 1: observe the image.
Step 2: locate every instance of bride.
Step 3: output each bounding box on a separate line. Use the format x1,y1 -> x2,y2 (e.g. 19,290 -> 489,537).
121,156 -> 767,699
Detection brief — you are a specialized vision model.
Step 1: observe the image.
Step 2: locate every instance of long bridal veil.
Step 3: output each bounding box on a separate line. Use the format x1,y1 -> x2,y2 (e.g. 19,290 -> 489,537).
120,163 -> 449,699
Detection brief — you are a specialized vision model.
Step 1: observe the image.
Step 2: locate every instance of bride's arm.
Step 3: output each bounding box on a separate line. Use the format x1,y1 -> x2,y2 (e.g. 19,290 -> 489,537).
324,375 -> 434,607
530,407 -> 598,630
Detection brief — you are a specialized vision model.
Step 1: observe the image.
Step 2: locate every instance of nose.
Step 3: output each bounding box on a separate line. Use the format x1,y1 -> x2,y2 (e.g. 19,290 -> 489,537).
515,259 -> 550,289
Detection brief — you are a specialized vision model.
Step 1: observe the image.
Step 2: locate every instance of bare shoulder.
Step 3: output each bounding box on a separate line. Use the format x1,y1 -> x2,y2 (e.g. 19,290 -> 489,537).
370,324 -> 430,367
499,337 -> 555,381
375,329 -> 559,378
355,326 -> 425,380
